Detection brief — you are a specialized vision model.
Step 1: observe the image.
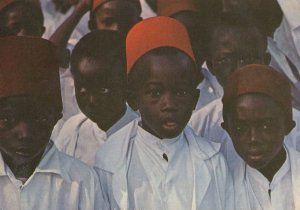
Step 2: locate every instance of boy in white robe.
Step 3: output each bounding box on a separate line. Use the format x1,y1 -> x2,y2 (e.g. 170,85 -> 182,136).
0,36 -> 105,210
94,16 -> 234,210
53,31 -> 138,166
221,64 -> 299,210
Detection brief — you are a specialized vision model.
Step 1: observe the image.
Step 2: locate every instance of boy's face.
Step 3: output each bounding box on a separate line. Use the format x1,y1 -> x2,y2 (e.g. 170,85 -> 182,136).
1,7 -> 44,37
135,52 -> 199,139
74,57 -> 126,130
93,0 -> 140,38
223,94 -> 291,170
0,96 -> 60,166
208,29 -> 267,87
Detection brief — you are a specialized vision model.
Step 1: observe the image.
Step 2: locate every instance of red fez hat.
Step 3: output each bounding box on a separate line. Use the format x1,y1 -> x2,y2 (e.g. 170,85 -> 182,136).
222,64 -> 292,122
0,0 -> 13,11
92,0 -> 141,13
0,36 -> 61,107
157,0 -> 198,17
126,16 -> 195,74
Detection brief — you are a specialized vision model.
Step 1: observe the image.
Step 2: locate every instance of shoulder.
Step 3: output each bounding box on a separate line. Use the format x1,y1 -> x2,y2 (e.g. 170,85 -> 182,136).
94,119 -> 139,172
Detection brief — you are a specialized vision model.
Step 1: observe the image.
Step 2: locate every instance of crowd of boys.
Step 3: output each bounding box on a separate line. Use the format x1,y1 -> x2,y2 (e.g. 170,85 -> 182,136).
0,0 -> 299,209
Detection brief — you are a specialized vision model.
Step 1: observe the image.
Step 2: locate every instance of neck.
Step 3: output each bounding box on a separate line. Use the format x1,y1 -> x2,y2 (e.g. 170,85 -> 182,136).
4,153 -> 43,183
259,147 -> 287,182
96,104 -> 127,132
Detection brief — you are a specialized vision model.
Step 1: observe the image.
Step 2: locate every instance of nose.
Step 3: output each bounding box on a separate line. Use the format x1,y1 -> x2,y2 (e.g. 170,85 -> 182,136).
15,121 -> 31,140
161,92 -> 177,112
249,126 -> 259,143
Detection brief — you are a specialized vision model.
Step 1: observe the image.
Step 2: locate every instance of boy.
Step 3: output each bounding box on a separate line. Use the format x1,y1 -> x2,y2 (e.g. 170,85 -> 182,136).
222,64 -> 298,209
0,0 -> 45,37
94,16 -> 233,209
53,30 -> 138,165
0,36 -> 103,209
189,14 -> 270,164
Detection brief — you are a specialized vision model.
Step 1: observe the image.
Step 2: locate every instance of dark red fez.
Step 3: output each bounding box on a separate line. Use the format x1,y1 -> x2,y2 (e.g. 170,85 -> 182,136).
92,0 -> 141,13
0,36 -> 61,106
157,0 -> 198,17
126,16 -> 195,74
222,64 -> 292,122
0,0 -> 13,11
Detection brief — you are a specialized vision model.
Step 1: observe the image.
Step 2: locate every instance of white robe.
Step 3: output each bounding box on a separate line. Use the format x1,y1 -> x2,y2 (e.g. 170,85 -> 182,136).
94,119 -> 234,210
268,0 -> 300,110
0,142 -> 105,210
52,106 -> 138,166
195,67 -> 223,111
233,143 -> 300,210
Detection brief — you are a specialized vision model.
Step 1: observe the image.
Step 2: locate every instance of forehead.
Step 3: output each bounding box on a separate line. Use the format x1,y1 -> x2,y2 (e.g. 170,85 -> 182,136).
96,0 -> 138,16
233,94 -> 283,119
139,52 -> 195,84
0,96 -> 51,111
211,27 -> 264,54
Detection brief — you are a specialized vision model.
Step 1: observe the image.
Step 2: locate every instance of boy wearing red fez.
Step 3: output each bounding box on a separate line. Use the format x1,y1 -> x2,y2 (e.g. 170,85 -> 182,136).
0,1 -> 45,37
52,30 -> 138,166
221,64 -> 298,209
0,36 -> 104,209
94,16 -> 233,210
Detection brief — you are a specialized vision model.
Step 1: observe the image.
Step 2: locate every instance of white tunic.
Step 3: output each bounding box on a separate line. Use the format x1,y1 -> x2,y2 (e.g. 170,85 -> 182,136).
233,144 -> 300,210
0,142 -> 105,210
41,0 -> 89,46
53,106 -> 138,166
195,68 -> 223,111
268,0 -> 300,110
94,119 -> 234,210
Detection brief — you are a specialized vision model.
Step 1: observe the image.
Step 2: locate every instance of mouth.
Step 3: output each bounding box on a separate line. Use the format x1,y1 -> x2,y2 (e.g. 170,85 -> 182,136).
15,148 -> 35,158
162,119 -> 179,130
247,150 -> 265,161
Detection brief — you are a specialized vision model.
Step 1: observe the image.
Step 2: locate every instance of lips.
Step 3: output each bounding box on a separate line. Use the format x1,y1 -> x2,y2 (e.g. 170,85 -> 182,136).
15,148 -> 35,157
162,118 -> 179,130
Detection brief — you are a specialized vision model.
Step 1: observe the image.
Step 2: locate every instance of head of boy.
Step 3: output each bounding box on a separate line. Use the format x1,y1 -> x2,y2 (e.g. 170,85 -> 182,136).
214,0 -> 283,36
89,0 -> 141,38
0,36 -> 61,176
127,17 -> 199,139
207,14 -> 269,87
71,30 -> 127,131
222,65 -> 295,177
157,0 -> 205,68
0,1 -> 45,37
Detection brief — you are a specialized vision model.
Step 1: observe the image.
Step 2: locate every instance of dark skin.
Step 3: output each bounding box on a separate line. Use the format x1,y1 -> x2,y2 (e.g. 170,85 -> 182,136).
129,52 -> 199,139
90,0 -> 141,38
74,57 -> 127,131
0,96 -> 61,183
207,28 -> 269,87
1,6 -> 45,37
222,94 -> 295,181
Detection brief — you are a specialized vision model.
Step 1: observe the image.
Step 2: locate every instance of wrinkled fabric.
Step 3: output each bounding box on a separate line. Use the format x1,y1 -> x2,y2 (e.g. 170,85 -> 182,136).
0,142 -> 106,210
233,144 -> 300,210
94,119 -> 234,210
53,106 -> 138,165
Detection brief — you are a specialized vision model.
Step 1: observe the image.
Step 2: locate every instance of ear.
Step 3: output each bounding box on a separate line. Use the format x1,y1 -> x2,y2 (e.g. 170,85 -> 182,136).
191,89 -> 200,110
264,52 -> 271,65
88,19 -> 95,31
127,90 -> 139,111
40,26 -> 46,37
285,120 -> 296,135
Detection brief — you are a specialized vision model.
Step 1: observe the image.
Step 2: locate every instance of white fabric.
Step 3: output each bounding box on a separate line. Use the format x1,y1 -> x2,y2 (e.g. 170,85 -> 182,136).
41,0 -> 89,46
233,144 -> 300,210
53,106 -> 138,166
268,0 -> 300,110
59,67 -> 80,121
94,119 -> 234,210
0,142 -> 105,210
139,0 -> 156,19
195,67 -> 223,111
285,108 -> 300,151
